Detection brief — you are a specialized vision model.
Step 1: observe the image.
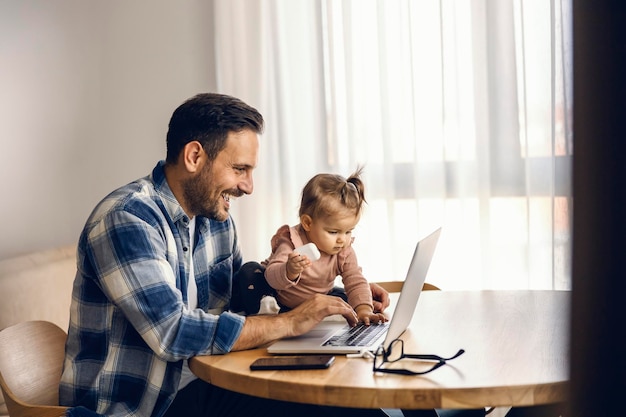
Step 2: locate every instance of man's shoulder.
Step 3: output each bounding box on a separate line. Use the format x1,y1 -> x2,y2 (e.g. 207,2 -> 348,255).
86,161 -> 174,222
88,176 -> 158,220
80,177 -> 185,249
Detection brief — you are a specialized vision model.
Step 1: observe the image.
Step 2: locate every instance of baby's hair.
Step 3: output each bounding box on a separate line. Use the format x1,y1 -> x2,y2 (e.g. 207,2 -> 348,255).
299,166 -> 367,219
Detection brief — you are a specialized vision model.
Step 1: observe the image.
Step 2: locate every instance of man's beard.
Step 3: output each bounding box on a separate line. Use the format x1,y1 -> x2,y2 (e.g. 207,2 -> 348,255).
182,163 -> 228,221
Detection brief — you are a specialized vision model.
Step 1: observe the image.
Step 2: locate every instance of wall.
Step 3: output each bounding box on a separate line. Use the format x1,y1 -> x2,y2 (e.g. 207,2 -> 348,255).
0,0 -> 216,259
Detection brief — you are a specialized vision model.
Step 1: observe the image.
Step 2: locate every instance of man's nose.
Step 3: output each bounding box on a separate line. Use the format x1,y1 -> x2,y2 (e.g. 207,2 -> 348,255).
239,173 -> 254,195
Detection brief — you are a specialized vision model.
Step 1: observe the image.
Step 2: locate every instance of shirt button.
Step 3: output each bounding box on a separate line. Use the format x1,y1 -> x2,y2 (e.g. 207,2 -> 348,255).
183,247 -> 188,252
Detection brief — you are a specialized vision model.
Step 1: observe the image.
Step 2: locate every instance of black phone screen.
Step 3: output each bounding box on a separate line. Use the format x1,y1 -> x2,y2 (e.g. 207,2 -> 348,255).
249,355 -> 335,370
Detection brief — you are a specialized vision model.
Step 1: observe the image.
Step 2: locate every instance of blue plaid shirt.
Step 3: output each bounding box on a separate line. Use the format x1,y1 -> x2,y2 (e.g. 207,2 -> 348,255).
60,161 -> 246,417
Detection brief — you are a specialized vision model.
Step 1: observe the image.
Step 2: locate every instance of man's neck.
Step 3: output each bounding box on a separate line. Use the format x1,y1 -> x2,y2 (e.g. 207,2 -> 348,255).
163,162 -> 194,218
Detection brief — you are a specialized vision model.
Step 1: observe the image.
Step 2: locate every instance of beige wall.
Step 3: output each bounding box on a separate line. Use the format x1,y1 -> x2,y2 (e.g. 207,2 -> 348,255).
0,0 -> 217,260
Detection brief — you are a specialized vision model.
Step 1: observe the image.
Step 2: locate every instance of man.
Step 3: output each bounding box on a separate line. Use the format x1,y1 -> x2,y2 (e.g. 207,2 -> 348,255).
60,93 -> 390,417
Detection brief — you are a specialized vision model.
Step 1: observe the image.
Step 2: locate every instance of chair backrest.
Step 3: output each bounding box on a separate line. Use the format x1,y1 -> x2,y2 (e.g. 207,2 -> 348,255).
375,281 -> 441,293
0,321 -> 68,417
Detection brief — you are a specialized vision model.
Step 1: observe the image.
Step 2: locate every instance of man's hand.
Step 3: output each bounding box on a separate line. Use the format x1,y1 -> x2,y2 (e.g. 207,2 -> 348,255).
231,294 -> 357,351
283,293 -> 358,336
370,282 -> 390,313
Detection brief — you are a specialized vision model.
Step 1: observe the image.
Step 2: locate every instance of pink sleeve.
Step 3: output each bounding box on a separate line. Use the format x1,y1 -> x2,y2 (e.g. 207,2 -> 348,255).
264,225 -> 301,290
338,244 -> 373,309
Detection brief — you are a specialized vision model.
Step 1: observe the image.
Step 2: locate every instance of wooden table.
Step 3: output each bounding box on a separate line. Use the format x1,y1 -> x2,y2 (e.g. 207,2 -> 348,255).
189,290 -> 569,410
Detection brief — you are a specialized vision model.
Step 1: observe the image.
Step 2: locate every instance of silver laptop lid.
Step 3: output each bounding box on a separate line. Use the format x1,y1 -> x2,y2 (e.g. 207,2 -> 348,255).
380,227 -> 441,350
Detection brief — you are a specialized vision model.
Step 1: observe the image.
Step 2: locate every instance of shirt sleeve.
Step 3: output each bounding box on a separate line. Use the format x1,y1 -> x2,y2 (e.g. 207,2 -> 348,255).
263,225 -> 302,290
338,245 -> 374,309
83,208 -> 244,360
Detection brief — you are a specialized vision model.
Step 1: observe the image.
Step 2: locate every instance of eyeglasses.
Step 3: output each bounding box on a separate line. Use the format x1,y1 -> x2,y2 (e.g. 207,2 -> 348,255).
373,339 -> 465,376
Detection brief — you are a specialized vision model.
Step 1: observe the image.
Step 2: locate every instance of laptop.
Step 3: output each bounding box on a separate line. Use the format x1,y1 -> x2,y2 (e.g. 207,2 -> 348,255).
267,227 -> 442,355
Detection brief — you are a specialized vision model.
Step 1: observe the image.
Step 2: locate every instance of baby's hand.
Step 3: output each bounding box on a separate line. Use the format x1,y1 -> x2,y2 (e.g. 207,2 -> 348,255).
355,305 -> 388,326
286,251 -> 313,280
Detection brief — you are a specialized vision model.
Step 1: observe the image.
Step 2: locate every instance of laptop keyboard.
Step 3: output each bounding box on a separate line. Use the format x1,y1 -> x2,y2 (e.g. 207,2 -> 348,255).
323,322 -> 389,347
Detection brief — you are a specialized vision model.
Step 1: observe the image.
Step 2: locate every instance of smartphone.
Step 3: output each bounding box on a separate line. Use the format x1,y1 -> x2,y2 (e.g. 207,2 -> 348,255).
250,355 -> 335,371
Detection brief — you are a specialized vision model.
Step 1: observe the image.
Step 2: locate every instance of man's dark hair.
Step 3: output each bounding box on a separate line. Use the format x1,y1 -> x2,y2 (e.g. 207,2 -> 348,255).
165,93 -> 264,164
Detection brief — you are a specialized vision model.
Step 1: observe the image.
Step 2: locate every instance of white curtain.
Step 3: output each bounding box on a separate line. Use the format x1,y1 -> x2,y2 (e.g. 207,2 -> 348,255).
213,0 -> 573,290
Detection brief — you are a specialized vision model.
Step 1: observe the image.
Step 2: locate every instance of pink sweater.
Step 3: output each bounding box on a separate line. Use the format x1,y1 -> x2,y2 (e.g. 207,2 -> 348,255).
262,224 -> 373,310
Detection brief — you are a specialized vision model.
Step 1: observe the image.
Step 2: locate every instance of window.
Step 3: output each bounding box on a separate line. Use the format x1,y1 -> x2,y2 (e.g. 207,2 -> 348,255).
214,0 -> 573,290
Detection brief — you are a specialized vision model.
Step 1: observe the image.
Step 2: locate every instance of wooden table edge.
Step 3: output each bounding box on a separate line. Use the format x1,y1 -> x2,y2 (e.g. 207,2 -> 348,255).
189,351 -> 569,409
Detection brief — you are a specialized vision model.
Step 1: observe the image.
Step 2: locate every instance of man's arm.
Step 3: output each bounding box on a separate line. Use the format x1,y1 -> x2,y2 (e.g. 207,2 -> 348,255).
231,293 -> 358,351
84,209 -> 244,358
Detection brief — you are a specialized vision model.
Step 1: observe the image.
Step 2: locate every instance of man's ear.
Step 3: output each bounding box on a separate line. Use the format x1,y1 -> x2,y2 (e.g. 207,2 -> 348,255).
300,214 -> 313,231
182,141 -> 205,173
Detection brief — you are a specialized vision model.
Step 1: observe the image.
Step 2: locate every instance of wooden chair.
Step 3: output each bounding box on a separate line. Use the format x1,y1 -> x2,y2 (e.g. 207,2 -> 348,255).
374,280 -> 441,293
0,321 -> 69,417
